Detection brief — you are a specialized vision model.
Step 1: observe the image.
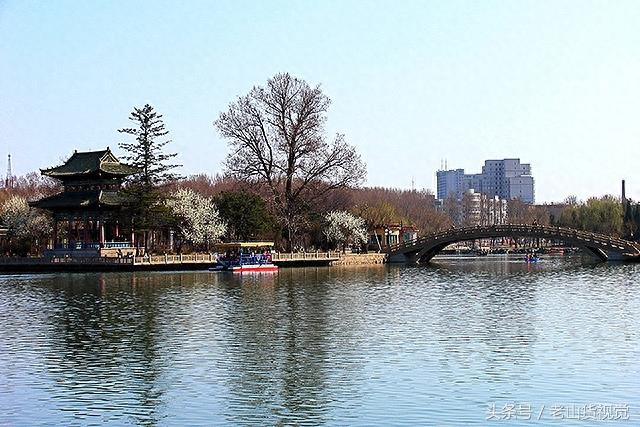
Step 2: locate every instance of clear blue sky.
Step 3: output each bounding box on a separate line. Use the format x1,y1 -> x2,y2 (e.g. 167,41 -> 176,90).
1,0 -> 639,203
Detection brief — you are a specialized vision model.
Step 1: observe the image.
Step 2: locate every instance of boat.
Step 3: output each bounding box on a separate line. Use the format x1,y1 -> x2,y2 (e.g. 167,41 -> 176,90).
472,249 -> 489,257
210,242 -> 279,273
547,247 -> 565,256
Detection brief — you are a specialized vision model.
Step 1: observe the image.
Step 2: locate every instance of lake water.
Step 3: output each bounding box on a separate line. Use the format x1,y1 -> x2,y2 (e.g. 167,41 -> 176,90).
0,256 -> 638,426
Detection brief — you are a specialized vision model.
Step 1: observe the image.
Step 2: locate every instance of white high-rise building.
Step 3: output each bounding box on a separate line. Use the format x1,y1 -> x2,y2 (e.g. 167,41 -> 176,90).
436,158 -> 534,204
482,159 -> 534,203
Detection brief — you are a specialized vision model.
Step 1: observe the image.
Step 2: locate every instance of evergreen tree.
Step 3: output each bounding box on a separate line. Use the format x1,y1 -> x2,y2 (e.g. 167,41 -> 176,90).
118,104 -> 181,187
118,104 -> 182,252
214,190 -> 274,241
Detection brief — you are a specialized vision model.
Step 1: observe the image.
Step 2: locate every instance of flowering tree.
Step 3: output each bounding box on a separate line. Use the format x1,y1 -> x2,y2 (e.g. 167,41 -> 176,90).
323,210 -> 368,252
167,188 -> 226,250
0,195 -> 52,255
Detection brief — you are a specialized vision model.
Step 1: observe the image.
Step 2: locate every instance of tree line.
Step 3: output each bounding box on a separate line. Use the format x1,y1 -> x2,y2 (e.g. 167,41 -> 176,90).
554,195 -> 639,239
0,72 -> 637,256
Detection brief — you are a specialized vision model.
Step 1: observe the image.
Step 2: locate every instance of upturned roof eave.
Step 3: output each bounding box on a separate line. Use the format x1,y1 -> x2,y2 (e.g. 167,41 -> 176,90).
39,148 -> 141,178
29,191 -> 126,210
40,165 -> 141,177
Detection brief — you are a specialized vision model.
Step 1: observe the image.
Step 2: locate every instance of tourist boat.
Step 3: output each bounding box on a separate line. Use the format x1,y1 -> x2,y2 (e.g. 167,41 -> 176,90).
210,242 -> 278,273
547,247 -> 565,256
472,248 -> 489,257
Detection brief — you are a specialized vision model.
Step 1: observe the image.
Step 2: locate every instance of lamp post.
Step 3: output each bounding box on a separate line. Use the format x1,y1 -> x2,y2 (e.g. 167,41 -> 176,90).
384,227 -> 390,250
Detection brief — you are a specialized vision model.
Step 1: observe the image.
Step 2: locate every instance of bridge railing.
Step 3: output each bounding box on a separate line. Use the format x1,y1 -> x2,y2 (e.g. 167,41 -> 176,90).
387,224 -> 640,254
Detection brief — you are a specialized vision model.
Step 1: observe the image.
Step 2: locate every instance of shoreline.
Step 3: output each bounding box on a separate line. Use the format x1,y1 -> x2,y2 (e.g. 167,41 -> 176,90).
0,251 -> 636,274
0,252 -> 386,273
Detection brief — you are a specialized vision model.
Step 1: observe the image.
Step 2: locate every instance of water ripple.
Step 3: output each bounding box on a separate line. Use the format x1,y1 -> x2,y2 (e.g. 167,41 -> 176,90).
0,259 -> 638,425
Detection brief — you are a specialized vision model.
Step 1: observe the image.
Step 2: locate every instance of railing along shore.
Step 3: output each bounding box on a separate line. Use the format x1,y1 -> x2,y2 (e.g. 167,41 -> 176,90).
271,251 -> 342,261
133,253 -> 216,265
0,251 -> 343,266
0,256 -> 134,265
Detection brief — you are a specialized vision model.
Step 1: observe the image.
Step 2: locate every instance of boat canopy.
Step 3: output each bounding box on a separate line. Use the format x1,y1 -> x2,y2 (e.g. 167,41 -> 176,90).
215,242 -> 275,250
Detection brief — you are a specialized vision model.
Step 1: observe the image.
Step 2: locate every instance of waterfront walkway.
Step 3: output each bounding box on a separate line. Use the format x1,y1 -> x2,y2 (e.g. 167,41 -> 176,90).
0,251 -> 343,272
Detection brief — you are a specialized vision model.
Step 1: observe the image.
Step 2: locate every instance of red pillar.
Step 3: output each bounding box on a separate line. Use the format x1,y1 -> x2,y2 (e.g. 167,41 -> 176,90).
52,220 -> 58,249
83,220 -> 89,245
99,220 -> 105,247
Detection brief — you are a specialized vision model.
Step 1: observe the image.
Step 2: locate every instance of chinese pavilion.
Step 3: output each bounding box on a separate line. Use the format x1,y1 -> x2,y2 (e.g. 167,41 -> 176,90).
30,148 -> 140,257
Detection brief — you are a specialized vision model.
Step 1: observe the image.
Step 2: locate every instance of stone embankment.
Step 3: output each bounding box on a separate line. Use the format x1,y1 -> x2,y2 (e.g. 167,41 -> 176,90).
332,253 -> 386,266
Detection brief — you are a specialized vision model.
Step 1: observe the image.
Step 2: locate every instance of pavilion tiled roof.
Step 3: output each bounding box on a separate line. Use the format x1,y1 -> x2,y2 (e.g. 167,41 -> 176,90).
30,190 -> 126,210
41,148 -> 140,178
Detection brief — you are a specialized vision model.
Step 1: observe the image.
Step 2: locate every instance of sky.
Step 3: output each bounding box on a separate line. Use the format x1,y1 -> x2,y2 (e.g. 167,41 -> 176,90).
1,0 -> 639,203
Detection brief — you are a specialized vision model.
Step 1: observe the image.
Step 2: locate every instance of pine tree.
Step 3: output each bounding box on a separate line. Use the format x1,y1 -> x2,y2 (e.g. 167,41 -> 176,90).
214,190 -> 274,241
118,104 -> 181,187
118,104 -> 182,253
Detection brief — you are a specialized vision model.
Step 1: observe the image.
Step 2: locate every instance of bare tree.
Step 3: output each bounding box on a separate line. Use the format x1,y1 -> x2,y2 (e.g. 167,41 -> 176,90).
443,194 -> 461,226
215,73 -> 366,249
350,187 -> 450,235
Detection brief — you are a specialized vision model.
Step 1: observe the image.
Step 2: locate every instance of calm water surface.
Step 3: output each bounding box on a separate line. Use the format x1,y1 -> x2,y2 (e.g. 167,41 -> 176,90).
0,257 -> 638,426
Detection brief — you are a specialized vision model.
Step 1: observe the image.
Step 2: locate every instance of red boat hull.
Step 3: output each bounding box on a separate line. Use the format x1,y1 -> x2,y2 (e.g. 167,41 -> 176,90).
209,262 -> 279,273
230,265 -> 278,273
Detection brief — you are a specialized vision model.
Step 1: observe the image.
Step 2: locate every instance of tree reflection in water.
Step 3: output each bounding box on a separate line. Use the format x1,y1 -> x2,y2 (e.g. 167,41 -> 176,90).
0,261 -> 637,425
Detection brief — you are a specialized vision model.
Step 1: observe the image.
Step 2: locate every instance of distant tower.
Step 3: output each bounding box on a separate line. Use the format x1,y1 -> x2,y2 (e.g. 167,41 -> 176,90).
5,154 -> 13,188
622,179 -> 627,206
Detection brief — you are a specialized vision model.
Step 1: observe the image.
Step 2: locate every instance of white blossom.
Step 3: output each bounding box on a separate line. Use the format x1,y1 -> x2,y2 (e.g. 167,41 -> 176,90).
323,210 -> 368,249
0,195 -> 52,240
167,188 -> 226,246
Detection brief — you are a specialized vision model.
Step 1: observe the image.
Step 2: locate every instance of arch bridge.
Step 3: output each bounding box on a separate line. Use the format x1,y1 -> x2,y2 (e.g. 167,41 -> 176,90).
387,224 -> 640,264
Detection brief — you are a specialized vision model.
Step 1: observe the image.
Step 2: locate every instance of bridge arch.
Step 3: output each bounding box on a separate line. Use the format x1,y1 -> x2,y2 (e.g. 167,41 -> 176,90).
387,224 -> 640,264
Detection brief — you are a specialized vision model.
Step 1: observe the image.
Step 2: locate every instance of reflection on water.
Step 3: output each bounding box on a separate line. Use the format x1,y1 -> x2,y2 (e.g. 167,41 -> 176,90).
0,258 -> 638,425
